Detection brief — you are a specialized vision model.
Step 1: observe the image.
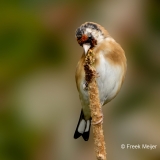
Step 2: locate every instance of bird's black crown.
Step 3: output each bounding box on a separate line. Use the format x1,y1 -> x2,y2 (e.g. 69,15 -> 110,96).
75,22 -> 100,38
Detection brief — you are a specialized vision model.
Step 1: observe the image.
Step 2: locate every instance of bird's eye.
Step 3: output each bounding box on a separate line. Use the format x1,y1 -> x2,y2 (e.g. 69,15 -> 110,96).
77,35 -> 82,40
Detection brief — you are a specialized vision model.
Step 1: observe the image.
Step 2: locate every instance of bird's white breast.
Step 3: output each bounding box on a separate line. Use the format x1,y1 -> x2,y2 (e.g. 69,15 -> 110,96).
79,50 -> 123,109
96,53 -> 123,105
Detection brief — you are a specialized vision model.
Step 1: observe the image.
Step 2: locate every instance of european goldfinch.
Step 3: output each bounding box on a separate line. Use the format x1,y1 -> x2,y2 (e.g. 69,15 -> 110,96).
74,22 -> 127,141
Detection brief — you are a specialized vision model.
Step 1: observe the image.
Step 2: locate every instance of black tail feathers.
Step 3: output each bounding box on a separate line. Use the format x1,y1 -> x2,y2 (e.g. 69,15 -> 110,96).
74,110 -> 91,141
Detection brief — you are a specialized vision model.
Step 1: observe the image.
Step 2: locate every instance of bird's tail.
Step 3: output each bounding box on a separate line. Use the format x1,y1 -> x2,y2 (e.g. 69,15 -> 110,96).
74,109 -> 91,141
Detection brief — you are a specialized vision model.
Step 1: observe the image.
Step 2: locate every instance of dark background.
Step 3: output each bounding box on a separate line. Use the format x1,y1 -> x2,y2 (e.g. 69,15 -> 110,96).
0,0 -> 160,160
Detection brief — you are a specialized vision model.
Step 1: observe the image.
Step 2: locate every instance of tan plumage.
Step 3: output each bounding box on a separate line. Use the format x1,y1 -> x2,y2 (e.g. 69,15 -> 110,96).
74,22 -> 127,141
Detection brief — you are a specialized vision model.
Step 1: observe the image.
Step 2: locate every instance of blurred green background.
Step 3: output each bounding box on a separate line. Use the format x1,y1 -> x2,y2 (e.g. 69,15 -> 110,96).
0,0 -> 160,160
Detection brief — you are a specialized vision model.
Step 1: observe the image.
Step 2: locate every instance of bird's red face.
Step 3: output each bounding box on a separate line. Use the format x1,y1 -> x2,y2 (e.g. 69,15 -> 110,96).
77,34 -> 97,49
77,34 -> 88,45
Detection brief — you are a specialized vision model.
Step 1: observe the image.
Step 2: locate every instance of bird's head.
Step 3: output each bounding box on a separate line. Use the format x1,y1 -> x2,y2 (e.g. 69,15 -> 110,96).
75,22 -> 109,54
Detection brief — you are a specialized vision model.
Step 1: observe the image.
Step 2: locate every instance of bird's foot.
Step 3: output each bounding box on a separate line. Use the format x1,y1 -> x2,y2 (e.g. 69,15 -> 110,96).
92,112 -> 103,125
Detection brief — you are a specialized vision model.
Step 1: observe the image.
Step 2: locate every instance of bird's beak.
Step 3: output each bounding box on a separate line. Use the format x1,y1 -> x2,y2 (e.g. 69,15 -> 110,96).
83,43 -> 91,54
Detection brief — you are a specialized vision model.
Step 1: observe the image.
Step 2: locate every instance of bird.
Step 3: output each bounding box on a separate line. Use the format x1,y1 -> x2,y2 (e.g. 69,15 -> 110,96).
74,22 -> 127,141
